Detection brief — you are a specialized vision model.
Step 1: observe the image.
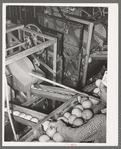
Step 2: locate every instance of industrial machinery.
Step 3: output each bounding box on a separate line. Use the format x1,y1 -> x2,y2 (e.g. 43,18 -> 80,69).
4,21 -> 103,142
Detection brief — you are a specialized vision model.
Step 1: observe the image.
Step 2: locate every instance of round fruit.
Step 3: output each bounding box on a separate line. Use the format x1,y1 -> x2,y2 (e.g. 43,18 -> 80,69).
39,134 -> 50,142
95,79 -> 102,87
89,98 -> 99,105
68,114 -> 77,124
24,114 -> 32,120
82,100 -> 92,109
74,104 -> 84,111
13,111 -> 20,116
80,97 -> 88,104
93,88 -> 100,94
19,113 -> 26,118
53,132 -> 64,142
73,118 -> 84,126
57,116 -> 68,123
32,139 -> 39,142
88,57 -> 92,63
63,112 -> 71,119
47,140 -> 55,142
71,108 -> 82,117
82,109 -> 94,120
46,127 -> 56,138
31,117 -> 39,123
77,96 -> 82,103
42,120 -> 50,131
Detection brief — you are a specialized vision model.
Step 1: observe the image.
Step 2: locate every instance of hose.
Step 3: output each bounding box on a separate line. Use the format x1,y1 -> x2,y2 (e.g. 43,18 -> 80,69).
5,75 -> 18,141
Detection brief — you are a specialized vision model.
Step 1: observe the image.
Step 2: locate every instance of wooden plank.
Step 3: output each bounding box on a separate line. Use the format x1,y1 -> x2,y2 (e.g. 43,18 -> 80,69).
29,72 -> 101,102
13,115 -> 36,127
10,104 -> 47,120
8,33 -> 26,50
5,40 -> 56,66
90,54 -> 107,60
39,84 -> 76,95
30,88 -> 72,102
6,42 -> 26,51
21,96 -> 44,107
53,42 -> 57,82
22,27 -> 57,41
81,23 -> 94,87
5,112 -> 36,127
38,59 -> 54,74
6,24 -> 24,33
65,14 -> 91,25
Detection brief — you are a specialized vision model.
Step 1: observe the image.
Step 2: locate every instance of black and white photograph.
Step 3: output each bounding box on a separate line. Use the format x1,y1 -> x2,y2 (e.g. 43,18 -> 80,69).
2,3 -> 118,146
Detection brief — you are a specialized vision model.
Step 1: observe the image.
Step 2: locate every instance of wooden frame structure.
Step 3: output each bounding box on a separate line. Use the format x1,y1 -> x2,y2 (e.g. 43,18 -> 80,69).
6,22 -> 61,82
38,13 -> 94,87
62,14 -> 94,87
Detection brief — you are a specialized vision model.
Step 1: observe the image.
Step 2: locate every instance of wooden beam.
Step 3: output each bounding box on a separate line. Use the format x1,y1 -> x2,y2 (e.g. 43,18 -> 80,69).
90,54 -> 107,60
81,23 -> 94,87
30,88 -> 72,102
39,84 -> 75,95
38,59 -> 54,74
5,40 -> 56,65
65,14 -> 91,25
6,42 -> 26,51
22,27 -> 57,41
21,96 -> 44,107
10,104 -> 47,120
6,23 -> 24,33
5,112 -> 36,127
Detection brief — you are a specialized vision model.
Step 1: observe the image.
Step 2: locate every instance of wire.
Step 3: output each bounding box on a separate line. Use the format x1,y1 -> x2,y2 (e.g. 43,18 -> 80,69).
5,75 -> 18,141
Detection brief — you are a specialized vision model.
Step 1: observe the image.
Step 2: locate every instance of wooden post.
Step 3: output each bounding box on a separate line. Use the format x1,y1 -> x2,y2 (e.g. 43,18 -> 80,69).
81,23 -> 94,87
52,42 -> 57,110
53,41 -> 57,82
77,26 -> 84,87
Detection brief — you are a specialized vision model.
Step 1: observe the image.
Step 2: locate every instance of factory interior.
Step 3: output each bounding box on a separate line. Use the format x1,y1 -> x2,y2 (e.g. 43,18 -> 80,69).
4,5 -> 108,143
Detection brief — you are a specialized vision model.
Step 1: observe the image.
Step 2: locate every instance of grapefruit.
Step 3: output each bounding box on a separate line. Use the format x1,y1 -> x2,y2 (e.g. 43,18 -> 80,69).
68,114 -> 77,124
53,132 -> 64,142
82,100 -> 92,109
95,79 -> 102,87
13,111 -> 20,116
63,112 -> 71,119
19,113 -> 26,118
93,88 -> 100,94
24,114 -> 32,120
89,97 -> 99,105
31,117 -> 39,123
57,116 -> 68,123
71,108 -> 82,117
88,57 -> 92,63
74,104 -> 84,111
80,97 -> 88,104
39,134 -> 50,142
46,127 -> 56,138
73,118 -> 84,126
82,109 -> 94,120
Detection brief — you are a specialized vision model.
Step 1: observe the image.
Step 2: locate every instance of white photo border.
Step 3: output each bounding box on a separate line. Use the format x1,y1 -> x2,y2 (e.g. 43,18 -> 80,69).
2,3 -> 119,146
